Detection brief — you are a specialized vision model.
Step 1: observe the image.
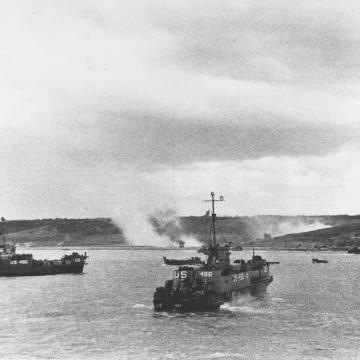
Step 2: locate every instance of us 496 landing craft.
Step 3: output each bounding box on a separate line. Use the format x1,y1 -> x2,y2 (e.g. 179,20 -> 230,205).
153,192 -> 273,311
0,217 -> 88,276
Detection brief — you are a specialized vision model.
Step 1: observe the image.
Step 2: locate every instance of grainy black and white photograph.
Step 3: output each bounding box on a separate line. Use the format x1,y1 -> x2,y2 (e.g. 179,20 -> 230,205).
1,1 -> 360,359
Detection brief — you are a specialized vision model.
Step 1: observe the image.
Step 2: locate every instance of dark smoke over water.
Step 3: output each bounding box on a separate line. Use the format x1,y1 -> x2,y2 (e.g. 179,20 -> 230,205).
149,209 -> 181,245
149,209 -> 201,247
108,170 -> 188,247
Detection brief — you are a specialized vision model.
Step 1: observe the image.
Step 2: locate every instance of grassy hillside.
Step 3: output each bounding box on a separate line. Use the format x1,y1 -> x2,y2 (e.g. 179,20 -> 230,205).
2,215 -> 360,249
1,218 -> 125,247
179,215 -> 360,249
265,224 -> 360,249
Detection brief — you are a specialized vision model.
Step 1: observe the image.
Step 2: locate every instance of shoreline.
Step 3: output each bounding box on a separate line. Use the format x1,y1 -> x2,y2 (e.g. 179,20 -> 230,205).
17,245 -> 349,252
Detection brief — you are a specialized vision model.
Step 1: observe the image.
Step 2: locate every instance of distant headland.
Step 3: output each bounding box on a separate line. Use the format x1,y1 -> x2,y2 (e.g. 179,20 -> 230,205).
2,215 -> 360,250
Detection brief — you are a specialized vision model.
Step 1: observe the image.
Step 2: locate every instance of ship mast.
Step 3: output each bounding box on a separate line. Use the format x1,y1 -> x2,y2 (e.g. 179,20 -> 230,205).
204,192 -> 224,247
1,217 -> 5,246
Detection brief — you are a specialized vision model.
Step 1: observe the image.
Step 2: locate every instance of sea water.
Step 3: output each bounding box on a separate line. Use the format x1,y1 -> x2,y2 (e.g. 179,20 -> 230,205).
0,249 -> 359,360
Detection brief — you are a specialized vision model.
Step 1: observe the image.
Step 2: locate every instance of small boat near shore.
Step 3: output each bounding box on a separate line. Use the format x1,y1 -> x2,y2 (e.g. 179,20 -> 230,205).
0,217 -> 88,276
163,256 -> 205,266
312,258 -> 328,264
348,246 -> 360,254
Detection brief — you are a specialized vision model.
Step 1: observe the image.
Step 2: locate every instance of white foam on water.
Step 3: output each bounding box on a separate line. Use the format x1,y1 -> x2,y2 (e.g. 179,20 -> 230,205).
271,297 -> 285,302
164,353 -> 178,359
133,304 -> 152,309
153,312 -> 187,318
221,294 -> 274,314
200,352 -> 244,358
221,303 -> 273,314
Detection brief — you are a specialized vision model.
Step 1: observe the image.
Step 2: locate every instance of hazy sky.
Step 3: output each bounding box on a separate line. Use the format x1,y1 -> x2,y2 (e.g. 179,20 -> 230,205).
1,0 -> 360,219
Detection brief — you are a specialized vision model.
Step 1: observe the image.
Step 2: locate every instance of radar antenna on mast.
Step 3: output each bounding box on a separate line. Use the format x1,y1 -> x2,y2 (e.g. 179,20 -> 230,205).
203,192 -> 224,247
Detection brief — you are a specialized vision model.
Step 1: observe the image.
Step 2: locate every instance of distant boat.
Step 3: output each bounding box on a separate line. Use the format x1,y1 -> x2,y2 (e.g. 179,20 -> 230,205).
0,243 -> 88,276
163,256 -> 204,266
312,258 -> 328,264
0,217 -> 88,276
348,246 -> 360,254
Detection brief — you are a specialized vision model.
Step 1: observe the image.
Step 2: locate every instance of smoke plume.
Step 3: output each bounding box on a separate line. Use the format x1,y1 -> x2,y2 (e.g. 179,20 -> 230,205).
108,169 -> 200,247
274,221 -> 331,237
149,209 -> 202,247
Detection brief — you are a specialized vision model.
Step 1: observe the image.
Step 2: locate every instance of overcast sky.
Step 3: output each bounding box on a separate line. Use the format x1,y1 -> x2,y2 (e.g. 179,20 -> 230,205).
1,0 -> 360,219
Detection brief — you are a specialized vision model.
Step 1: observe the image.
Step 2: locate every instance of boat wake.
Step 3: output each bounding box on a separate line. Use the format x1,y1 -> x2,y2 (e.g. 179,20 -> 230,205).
221,295 -> 274,314
133,303 -> 152,309
271,297 -> 285,302
221,304 -> 273,314
152,311 -> 190,319
199,352 -> 244,359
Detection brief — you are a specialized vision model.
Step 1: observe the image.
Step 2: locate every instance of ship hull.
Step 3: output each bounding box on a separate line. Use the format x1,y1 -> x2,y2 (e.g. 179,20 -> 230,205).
232,279 -> 272,297
0,263 -> 86,276
0,251 -> 87,277
153,275 -> 273,312
154,290 -> 223,312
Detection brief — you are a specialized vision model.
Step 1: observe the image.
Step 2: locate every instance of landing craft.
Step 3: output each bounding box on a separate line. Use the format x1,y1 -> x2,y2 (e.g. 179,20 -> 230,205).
348,246 -> 360,254
312,258 -> 328,264
153,192 -> 273,311
0,217 -> 88,276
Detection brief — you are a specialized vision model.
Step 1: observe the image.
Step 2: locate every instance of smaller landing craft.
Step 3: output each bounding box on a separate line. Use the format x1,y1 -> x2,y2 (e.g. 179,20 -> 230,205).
0,217 -> 88,276
163,256 -> 204,266
348,246 -> 360,254
312,258 -> 328,264
153,192 -> 273,312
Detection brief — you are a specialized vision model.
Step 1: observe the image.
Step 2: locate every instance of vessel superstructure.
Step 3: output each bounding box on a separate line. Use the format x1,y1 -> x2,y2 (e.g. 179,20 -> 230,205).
153,192 -> 273,311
